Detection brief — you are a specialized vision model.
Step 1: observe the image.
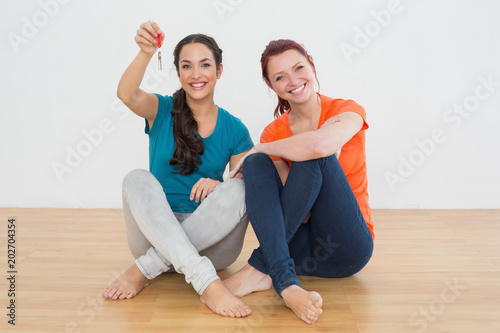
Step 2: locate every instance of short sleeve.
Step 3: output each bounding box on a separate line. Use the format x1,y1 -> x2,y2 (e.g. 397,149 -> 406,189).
231,117 -> 254,156
329,99 -> 369,131
260,127 -> 276,144
260,127 -> 286,163
145,94 -> 173,135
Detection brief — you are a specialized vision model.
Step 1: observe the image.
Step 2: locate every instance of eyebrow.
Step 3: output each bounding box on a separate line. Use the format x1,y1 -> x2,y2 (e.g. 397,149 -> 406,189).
273,61 -> 302,78
180,58 -> 213,63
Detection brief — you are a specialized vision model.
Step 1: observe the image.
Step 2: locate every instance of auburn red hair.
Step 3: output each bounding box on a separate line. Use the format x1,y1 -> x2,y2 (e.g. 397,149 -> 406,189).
261,39 -> 320,118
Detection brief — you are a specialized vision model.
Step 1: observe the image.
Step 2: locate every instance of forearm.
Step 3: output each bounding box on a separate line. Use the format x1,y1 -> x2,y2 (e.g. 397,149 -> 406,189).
117,50 -> 155,103
255,130 -> 341,162
256,112 -> 364,161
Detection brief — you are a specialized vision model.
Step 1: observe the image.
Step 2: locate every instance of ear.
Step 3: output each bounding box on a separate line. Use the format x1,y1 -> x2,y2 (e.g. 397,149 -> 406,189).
217,63 -> 223,79
265,79 -> 274,90
308,56 -> 316,72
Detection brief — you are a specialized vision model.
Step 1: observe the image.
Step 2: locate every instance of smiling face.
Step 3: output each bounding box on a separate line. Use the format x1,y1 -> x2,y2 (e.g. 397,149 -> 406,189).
266,49 -> 316,107
177,42 -> 222,102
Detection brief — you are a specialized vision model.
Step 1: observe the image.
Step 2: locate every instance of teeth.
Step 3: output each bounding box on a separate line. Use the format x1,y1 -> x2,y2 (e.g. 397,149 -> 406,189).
191,83 -> 205,87
290,84 -> 305,94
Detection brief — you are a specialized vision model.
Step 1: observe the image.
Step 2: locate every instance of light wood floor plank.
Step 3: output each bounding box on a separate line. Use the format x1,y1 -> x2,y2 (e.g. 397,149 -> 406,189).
1,209 -> 499,332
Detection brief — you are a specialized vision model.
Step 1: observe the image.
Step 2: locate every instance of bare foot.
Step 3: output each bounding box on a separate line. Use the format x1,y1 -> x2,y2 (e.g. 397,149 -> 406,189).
200,279 -> 252,318
102,263 -> 150,300
281,285 -> 323,325
223,264 -> 272,297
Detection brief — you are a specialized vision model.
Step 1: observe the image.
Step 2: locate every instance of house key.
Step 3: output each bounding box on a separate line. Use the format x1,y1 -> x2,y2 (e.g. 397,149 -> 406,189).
157,33 -> 162,70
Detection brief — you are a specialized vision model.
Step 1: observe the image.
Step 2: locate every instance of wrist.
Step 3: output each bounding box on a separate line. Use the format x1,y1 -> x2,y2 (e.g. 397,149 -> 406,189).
138,49 -> 156,59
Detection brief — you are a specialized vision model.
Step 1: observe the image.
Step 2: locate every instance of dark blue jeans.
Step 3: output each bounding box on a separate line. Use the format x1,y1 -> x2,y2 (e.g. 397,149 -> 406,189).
243,153 -> 373,296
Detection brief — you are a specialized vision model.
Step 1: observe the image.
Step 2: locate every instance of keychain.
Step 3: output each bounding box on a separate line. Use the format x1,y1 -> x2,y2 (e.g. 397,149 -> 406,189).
157,33 -> 162,70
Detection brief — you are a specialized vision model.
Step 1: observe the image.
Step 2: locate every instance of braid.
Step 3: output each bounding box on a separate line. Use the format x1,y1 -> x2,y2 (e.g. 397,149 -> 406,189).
169,88 -> 204,175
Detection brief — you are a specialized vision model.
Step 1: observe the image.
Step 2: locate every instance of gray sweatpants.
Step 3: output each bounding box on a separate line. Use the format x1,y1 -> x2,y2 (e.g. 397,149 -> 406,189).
122,169 -> 249,295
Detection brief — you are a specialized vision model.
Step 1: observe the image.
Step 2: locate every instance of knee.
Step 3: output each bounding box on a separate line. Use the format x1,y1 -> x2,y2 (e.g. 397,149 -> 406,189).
292,154 -> 339,172
289,158 -> 317,174
220,177 -> 245,192
323,154 -> 340,165
336,255 -> 372,278
242,152 -> 272,175
318,154 -> 340,169
215,178 -> 246,206
122,169 -> 158,197
123,169 -> 149,189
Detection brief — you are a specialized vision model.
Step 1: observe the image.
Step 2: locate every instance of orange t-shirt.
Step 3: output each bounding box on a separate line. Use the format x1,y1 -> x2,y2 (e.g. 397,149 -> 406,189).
260,94 -> 374,239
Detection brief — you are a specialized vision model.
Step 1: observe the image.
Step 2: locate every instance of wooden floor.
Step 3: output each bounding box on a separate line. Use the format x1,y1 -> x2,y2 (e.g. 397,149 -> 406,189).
1,209 -> 499,332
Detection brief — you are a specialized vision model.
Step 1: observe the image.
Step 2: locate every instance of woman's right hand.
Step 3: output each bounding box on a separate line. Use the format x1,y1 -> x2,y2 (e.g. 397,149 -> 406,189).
228,146 -> 260,179
135,21 -> 164,55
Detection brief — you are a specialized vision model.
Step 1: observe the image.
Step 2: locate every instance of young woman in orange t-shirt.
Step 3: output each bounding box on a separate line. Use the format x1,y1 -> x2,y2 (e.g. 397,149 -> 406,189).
224,40 -> 374,325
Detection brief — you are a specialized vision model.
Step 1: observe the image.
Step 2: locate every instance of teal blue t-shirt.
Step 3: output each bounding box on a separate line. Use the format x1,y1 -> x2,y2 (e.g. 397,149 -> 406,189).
146,94 -> 254,213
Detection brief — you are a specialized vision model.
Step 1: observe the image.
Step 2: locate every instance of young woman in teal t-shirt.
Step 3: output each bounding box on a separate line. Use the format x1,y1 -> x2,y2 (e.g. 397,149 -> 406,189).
102,21 -> 253,318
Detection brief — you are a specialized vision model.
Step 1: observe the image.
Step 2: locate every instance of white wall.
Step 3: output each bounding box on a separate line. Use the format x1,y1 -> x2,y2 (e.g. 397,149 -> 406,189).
1,0 -> 499,209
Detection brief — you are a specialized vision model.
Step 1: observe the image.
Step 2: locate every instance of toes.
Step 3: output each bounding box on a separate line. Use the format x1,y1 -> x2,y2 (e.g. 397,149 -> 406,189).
232,308 -> 242,318
235,303 -> 252,317
306,310 -> 317,321
306,312 -> 319,324
313,294 -> 323,307
106,288 -> 118,300
234,305 -> 246,318
303,316 -> 314,325
311,293 -> 323,315
112,289 -> 122,300
221,309 -> 233,318
243,305 -> 252,316
311,306 -> 322,316
229,308 -> 239,318
306,311 -> 318,322
119,290 -> 135,300
223,304 -> 253,318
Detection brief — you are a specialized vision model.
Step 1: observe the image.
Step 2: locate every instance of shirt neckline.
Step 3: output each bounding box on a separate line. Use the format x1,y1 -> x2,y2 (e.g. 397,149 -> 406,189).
285,93 -> 326,136
199,106 -> 220,142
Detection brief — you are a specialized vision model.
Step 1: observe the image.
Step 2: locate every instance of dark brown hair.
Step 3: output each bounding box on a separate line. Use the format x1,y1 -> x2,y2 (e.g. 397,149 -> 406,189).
260,39 -> 319,118
169,34 -> 223,175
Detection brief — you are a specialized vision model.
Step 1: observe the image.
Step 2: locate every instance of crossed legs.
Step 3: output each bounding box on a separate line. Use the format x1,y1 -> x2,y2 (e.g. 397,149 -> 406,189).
103,169 -> 251,317
225,153 -> 373,324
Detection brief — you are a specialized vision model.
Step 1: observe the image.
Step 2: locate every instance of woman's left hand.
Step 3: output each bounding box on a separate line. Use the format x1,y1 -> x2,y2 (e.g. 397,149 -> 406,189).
190,178 -> 221,203
320,114 -> 342,128
228,146 -> 259,179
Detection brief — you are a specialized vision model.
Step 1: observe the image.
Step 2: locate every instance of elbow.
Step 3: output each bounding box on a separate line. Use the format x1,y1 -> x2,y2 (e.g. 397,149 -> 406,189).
117,89 -> 139,111
117,89 -> 131,105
